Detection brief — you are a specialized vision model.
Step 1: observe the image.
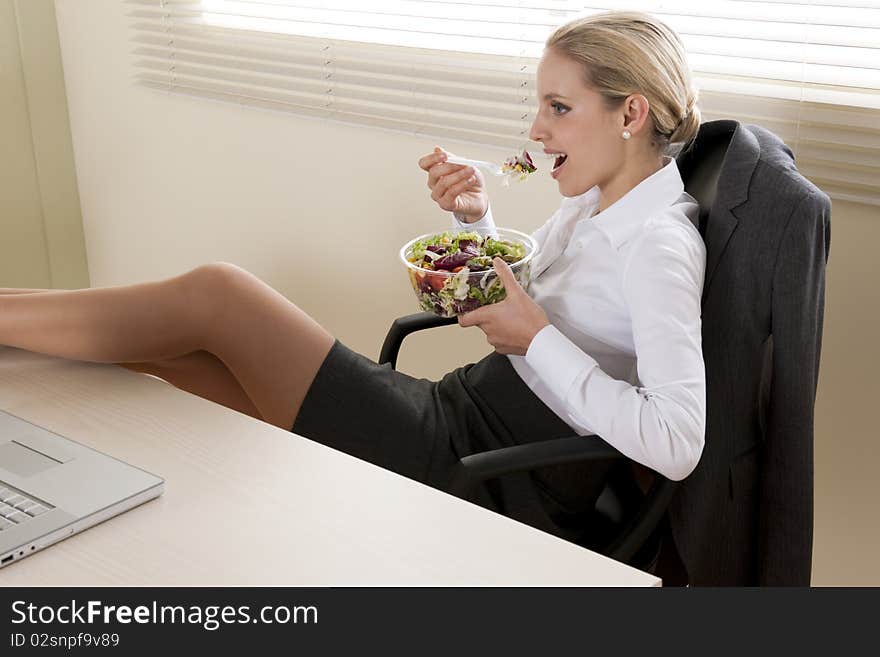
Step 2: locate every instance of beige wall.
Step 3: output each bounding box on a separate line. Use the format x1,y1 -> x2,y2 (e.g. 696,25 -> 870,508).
0,0 -> 87,289
50,0 -> 879,584
812,199 -> 880,585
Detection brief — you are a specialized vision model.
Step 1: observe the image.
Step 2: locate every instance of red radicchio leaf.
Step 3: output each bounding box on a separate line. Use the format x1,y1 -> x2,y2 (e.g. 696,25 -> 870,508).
457,240 -> 481,256
433,251 -> 473,271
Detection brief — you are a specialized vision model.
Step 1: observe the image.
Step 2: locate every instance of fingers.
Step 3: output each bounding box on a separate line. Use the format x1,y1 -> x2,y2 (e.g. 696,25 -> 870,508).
419,147 -> 467,189
492,257 -> 520,293
459,262 -> 516,329
427,163 -> 471,194
431,166 -> 476,210
418,147 -> 447,172
418,146 -> 458,174
457,305 -> 485,328
457,310 -> 478,328
458,302 -> 496,328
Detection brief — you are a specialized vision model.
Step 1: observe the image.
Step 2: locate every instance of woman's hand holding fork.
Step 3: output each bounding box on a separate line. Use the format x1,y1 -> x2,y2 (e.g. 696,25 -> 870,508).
418,147 -> 489,223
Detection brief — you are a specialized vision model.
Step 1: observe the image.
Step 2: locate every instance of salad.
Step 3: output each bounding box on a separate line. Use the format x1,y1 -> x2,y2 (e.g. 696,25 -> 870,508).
501,150 -> 538,182
404,230 -> 531,317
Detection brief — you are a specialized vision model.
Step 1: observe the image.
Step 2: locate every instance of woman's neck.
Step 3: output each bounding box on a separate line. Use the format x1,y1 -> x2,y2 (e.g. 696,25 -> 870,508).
596,155 -> 666,214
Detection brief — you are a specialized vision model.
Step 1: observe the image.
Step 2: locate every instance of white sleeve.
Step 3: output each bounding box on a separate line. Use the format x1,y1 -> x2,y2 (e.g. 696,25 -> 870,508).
452,204 -> 560,254
454,204 -> 559,290
451,206 -> 497,232
523,224 -> 707,481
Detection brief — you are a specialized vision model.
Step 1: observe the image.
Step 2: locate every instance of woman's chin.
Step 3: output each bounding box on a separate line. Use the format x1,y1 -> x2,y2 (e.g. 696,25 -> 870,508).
557,180 -> 591,198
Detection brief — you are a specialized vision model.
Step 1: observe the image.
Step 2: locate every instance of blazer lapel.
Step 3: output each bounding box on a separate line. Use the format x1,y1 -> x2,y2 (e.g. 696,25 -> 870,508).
702,124 -> 761,302
702,207 -> 738,303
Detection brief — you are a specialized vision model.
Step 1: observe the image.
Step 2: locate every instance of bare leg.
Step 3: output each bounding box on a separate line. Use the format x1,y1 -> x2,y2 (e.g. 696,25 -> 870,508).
0,263 -> 335,430
0,286 -> 264,420
119,352 -> 264,422
0,273 -> 210,363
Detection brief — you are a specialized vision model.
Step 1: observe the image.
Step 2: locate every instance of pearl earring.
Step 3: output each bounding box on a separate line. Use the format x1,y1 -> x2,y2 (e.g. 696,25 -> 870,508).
622,130 -> 632,140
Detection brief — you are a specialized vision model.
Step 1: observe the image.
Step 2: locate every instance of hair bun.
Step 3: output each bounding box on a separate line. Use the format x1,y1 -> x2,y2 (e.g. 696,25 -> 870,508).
670,99 -> 701,146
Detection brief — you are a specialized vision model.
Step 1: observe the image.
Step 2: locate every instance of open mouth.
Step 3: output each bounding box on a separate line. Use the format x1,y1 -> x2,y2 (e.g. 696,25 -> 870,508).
551,153 -> 568,178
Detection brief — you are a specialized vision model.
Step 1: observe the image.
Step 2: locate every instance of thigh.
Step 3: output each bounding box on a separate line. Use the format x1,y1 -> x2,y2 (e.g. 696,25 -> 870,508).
440,353 -> 620,536
183,263 -> 335,431
291,340 -> 458,491
118,351 -> 263,421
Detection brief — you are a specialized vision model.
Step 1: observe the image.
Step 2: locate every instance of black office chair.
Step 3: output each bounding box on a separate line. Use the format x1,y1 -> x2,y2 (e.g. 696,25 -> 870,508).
379,123 -> 735,573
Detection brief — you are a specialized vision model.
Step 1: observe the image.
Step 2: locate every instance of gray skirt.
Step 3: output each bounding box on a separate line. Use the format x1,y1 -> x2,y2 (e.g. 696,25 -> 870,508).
291,339 -> 622,545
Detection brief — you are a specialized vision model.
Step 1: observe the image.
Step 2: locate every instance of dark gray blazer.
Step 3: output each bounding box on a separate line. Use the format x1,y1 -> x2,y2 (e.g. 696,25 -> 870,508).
668,121 -> 832,585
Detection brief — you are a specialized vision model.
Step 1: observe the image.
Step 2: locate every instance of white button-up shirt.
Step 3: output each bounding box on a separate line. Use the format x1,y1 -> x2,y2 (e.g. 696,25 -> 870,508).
453,157 -> 706,480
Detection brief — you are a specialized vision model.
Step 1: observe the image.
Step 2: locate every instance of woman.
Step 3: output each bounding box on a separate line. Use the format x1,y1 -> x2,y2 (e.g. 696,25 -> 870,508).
0,11 -> 704,546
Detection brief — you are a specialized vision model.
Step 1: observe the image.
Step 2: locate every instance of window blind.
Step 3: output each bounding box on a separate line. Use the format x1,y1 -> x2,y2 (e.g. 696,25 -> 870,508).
130,0 -> 880,205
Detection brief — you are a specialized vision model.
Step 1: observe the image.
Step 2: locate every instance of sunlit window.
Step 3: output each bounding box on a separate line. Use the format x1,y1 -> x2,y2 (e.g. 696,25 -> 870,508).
134,0 -> 880,203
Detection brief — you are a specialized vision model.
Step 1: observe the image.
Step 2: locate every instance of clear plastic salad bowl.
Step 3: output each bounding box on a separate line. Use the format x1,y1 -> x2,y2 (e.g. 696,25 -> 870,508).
400,227 -> 537,318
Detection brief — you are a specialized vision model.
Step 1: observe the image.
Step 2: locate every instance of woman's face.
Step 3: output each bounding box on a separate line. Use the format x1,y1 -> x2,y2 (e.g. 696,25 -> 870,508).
529,48 -> 625,198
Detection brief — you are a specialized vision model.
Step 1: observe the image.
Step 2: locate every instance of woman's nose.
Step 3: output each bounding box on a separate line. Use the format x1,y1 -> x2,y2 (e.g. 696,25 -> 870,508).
528,121 -> 542,143
529,112 -> 545,143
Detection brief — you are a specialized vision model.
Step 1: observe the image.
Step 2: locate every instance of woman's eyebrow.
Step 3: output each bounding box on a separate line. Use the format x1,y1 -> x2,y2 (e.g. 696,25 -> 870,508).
542,94 -> 570,101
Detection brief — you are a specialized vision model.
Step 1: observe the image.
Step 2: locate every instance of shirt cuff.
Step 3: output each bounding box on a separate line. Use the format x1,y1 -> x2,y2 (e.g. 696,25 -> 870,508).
525,324 -> 599,404
452,205 -> 494,231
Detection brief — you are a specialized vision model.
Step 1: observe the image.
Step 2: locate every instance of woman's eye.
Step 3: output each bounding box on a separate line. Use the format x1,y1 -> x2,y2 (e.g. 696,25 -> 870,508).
551,102 -> 569,115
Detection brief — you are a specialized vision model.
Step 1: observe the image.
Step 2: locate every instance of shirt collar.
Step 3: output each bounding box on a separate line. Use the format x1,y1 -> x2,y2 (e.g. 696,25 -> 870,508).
571,156 -> 685,249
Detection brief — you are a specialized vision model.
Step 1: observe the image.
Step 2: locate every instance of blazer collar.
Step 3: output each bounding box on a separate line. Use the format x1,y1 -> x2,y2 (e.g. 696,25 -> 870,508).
701,123 -> 761,300
714,122 -> 760,211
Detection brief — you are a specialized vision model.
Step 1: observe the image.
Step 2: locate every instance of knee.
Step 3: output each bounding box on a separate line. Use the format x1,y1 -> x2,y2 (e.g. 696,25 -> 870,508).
184,262 -> 252,295
178,262 -> 255,322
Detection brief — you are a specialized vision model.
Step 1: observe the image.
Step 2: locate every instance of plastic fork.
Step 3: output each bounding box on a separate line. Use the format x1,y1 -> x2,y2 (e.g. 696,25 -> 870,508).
445,150 -> 545,187
445,154 -> 508,177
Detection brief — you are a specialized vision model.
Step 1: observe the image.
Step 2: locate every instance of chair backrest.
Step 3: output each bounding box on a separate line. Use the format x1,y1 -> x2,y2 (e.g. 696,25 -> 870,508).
675,119 -> 737,236
670,120 -> 829,584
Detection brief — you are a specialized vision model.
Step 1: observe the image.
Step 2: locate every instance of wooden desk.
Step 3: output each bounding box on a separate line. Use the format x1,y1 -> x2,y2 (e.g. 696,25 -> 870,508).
0,347 -> 660,586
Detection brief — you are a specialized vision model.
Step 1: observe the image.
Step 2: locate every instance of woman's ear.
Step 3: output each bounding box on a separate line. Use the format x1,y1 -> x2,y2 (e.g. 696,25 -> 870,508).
621,94 -> 651,135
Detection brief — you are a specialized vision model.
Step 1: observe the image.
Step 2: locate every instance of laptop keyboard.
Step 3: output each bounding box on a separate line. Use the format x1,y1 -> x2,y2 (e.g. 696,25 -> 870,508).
0,482 -> 53,531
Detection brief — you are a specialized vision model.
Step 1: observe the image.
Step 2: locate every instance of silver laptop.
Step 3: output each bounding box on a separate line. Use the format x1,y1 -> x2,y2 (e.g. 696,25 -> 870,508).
0,409 -> 163,568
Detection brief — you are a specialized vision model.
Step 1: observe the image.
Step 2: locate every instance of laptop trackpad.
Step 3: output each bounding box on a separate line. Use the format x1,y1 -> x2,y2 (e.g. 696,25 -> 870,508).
0,441 -> 64,477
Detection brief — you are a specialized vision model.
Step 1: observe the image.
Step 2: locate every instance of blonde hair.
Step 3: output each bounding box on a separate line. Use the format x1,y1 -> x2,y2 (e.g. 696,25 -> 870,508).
546,11 -> 701,155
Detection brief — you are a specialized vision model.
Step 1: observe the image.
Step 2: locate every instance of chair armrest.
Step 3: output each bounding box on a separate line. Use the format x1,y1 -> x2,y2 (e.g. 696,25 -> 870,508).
604,475 -> 678,563
447,435 -> 678,564
379,312 -> 457,369
379,312 -> 679,566
447,435 -> 624,499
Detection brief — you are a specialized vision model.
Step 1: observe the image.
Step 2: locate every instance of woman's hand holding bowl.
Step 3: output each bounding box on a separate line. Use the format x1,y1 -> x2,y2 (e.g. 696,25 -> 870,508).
458,257 -> 550,356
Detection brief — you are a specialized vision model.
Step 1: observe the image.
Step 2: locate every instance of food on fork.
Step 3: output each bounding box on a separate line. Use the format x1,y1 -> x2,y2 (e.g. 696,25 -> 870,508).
501,150 -> 538,181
